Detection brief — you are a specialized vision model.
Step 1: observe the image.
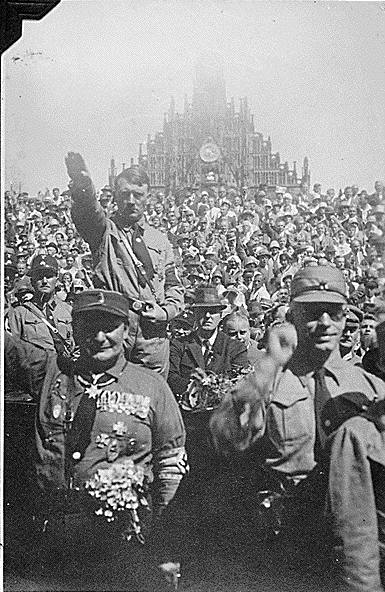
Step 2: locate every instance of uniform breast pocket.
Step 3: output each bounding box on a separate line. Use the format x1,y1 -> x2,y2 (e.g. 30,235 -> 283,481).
268,400 -> 312,449
281,403 -> 313,442
148,246 -> 165,279
24,318 -> 46,339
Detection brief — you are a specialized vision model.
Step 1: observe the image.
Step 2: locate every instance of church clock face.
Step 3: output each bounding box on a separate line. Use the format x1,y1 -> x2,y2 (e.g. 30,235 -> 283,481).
199,142 -> 221,163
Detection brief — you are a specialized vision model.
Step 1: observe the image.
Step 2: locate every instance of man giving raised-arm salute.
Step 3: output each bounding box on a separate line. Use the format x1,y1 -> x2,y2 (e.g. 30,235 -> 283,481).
66,152 -> 184,378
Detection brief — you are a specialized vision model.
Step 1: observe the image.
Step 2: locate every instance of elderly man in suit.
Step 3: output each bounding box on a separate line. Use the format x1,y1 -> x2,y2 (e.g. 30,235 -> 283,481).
168,287 -> 248,396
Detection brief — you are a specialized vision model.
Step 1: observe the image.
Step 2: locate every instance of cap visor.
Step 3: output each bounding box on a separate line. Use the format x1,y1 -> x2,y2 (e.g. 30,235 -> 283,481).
30,267 -> 57,276
292,291 -> 347,304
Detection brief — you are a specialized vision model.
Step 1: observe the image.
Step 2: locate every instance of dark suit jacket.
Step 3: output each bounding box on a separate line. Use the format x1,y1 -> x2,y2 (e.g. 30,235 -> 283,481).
168,330 -> 248,395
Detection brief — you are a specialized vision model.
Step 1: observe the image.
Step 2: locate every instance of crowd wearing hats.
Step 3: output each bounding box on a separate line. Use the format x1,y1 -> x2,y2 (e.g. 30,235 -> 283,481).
5,189 -> 91,305
4,179 -> 385,592
159,180 -> 385,365
4,180 -> 385,363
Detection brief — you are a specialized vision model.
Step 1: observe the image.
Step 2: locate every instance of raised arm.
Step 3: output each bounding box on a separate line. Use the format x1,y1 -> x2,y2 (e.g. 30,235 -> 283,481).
65,152 -> 107,251
5,332 -> 52,400
210,323 -> 298,454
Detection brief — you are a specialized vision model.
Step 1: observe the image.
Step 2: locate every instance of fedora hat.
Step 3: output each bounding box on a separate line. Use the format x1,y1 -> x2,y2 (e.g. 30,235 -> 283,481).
191,286 -> 226,309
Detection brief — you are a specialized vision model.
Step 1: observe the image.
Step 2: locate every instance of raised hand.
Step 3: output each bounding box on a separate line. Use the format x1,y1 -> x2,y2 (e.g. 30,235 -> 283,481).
65,152 -> 90,182
140,301 -> 167,322
266,322 -> 298,368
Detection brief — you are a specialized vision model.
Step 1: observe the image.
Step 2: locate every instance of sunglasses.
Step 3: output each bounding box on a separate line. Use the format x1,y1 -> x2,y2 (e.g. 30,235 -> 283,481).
299,304 -> 346,322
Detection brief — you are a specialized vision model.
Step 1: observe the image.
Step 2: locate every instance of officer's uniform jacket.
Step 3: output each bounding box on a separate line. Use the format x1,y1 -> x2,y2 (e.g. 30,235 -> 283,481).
262,354 -> 384,478
210,352 -> 385,591
212,352 -> 384,478
71,179 -> 184,321
6,335 -> 183,511
8,297 -> 72,352
31,352 -> 187,512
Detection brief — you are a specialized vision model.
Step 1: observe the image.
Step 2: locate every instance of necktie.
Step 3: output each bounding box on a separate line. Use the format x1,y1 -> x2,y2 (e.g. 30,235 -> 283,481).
43,302 -> 55,326
313,367 -> 332,460
203,340 -> 212,365
131,224 -> 155,285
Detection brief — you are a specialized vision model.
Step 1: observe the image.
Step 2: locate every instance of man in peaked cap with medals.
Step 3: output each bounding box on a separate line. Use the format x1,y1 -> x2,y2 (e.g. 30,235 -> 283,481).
210,266 -> 385,591
5,289 -> 187,591
8,254 -> 73,356
65,152 -> 184,379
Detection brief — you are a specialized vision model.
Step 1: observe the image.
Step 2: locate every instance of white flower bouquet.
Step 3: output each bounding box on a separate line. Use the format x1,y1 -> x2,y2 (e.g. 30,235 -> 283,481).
85,459 -> 149,544
179,366 -> 255,412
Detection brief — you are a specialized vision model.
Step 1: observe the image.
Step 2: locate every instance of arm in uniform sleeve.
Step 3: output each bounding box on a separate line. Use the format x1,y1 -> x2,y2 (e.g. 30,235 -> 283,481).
151,376 -> 187,518
7,305 -> 23,339
70,175 -> 106,252
5,332 -> 52,400
161,234 -> 185,321
209,354 -> 279,455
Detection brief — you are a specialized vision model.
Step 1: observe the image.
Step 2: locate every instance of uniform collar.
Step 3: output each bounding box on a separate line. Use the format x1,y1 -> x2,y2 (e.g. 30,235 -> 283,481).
135,216 -> 146,231
289,349 -> 345,387
124,217 -> 146,234
104,354 -> 129,379
33,295 -> 57,311
115,213 -> 146,232
75,353 -> 128,383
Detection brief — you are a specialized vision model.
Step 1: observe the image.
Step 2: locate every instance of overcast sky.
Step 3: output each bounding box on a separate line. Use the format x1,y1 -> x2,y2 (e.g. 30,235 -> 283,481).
2,0 -> 385,194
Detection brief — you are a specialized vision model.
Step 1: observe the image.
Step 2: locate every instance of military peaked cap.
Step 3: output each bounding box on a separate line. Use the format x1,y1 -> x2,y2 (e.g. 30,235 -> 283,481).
30,255 -> 59,275
72,290 -> 131,319
291,266 -> 347,304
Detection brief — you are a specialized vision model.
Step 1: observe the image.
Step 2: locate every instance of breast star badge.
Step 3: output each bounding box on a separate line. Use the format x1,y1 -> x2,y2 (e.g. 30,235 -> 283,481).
85,384 -> 100,399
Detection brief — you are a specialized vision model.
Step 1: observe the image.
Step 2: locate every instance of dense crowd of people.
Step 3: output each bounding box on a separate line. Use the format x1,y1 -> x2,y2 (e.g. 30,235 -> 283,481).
4,168 -> 385,592
4,178 -> 385,356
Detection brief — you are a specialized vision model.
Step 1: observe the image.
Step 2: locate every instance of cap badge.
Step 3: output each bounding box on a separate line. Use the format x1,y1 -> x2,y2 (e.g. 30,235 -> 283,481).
97,292 -> 105,305
319,281 -> 328,290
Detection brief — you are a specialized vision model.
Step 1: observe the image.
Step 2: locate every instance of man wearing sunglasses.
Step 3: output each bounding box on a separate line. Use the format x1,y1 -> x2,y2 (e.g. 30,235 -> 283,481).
8,254 -> 73,355
211,265 -> 385,592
